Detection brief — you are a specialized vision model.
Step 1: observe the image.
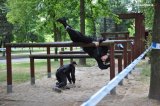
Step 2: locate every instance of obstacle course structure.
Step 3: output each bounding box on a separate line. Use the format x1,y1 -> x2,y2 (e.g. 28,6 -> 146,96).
5,40 -> 132,93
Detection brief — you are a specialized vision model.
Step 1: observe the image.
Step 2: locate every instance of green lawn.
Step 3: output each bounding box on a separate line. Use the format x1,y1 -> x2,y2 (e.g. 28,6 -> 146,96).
137,59 -> 151,83
0,59 -> 95,84
0,54 -> 151,84
0,60 -> 67,83
0,47 -> 82,83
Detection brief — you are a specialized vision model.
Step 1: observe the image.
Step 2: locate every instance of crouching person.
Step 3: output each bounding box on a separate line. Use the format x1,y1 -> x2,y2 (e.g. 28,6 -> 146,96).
53,61 -> 77,92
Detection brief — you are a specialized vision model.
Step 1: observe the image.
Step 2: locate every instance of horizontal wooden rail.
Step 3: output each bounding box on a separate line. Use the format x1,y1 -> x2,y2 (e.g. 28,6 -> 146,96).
6,40 -> 133,93
59,50 -> 132,68
5,40 -> 133,47
59,50 -> 131,54
101,32 -> 129,35
30,54 -> 90,59
29,53 -> 123,85
59,51 -> 86,54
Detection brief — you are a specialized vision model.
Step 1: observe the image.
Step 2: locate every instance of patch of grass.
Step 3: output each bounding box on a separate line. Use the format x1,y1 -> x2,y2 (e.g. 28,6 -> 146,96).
0,60 -> 72,83
141,63 -> 151,77
86,59 -> 97,67
0,58 -> 96,84
138,61 -> 151,83
0,64 -> 6,82
12,72 -> 30,83
0,72 -> 6,82
0,60 -> 61,83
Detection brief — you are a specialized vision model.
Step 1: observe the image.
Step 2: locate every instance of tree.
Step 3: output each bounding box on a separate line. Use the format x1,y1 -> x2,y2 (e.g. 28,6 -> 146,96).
0,0 -> 13,46
149,0 -> 160,100
137,0 -> 154,30
6,0 -> 39,42
79,0 -> 86,65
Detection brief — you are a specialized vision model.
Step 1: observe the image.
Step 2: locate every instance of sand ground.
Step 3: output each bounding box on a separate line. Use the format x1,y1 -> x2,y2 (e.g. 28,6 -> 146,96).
0,62 -> 160,106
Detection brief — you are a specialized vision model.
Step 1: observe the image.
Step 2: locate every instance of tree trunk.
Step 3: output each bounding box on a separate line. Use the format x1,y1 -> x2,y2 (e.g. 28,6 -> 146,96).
103,18 -> 107,32
53,23 -> 60,61
149,1 -> 160,100
79,0 -> 86,65
92,18 -> 96,37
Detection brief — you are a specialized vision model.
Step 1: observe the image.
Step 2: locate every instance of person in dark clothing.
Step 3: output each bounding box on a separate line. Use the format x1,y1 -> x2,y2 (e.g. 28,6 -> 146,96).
55,61 -> 77,91
57,17 -> 110,70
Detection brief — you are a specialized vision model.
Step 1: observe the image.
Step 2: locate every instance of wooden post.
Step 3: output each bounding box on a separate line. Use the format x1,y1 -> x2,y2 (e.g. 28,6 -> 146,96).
110,43 -> 116,94
128,51 -> 132,65
30,57 -> 35,85
118,56 -> 122,73
60,58 -> 63,66
118,56 -> 123,85
131,42 -> 135,61
123,42 -> 128,68
60,48 -> 64,66
110,43 -> 115,80
6,46 -> 12,93
70,47 -> 73,63
47,47 -> 51,78
135,14 -> 145,58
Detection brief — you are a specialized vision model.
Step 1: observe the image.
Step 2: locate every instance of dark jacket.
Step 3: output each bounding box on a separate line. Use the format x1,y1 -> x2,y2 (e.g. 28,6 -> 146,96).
66,27 -> 110,69
83,46 -> 109,69
56,64 -> 75,84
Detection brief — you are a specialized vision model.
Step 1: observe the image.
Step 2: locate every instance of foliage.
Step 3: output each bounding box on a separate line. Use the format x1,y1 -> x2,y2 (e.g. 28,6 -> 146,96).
125,0 -> 154,30
145,32 -> 152,57
6,0 -> 120,42
6,0 -> 40,42
139,0 -> 154,29
3,0 -> 157,43
128,23 -> 135,37
0,0 -> 13,46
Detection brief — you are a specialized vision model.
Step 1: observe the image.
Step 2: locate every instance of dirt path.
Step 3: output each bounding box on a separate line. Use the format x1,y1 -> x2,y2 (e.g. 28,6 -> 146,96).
0,65 -> 160,106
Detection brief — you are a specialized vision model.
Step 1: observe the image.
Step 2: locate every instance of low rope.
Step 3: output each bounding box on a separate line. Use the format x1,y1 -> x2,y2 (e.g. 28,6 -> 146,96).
81,46 -> 152,106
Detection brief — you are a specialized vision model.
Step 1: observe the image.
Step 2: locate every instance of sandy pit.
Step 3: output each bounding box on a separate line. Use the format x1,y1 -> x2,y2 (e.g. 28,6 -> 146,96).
0,63 -> 160,106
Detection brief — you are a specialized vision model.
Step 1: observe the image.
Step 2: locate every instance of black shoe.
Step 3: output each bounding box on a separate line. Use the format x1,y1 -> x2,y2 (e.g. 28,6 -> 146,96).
56,82 -> 59,85
97,37 -> 105,43
107,64 -> 110,67
56,17 -> 67,24
52,86 -> 62,93
105,56 -> 110,63
61,86 -> 70,90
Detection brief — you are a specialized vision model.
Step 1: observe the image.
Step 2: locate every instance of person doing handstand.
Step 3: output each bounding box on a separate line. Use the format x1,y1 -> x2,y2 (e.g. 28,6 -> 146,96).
53,61 -> 77,92
57,17 -> 110,70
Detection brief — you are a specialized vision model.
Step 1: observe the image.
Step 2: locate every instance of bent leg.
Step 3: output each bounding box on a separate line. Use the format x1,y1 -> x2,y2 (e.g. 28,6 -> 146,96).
57,73 -> 67,88
56,72 -> 61,83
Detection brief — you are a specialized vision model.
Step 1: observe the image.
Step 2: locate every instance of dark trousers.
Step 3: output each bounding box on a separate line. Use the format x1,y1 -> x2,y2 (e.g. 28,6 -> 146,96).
56,71 -> 67,88
66,27 -> 93,43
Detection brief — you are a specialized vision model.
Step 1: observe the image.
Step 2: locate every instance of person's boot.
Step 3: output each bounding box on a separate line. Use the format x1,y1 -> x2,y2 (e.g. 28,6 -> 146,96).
52,86 -> 62,93
56,82 -> 59,86
106,63 -> 110,68
105,56 -> 110,63
56,17 -> 67,25
61,86 -> 70,90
